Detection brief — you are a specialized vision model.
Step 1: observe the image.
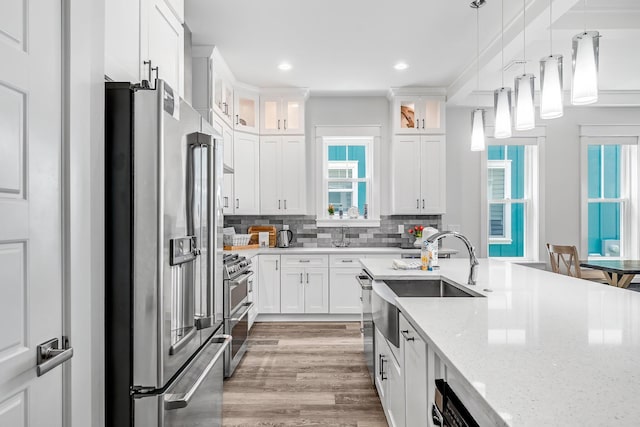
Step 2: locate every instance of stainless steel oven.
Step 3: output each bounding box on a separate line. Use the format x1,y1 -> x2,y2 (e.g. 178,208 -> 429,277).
357,271 -> 374,384
223,254 -> 254,377
432,379 -> 479,427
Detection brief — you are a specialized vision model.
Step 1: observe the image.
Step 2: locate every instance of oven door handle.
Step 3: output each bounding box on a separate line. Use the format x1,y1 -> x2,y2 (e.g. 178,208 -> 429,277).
164,334 -> 232,410
231,270 -> 254,283
229,302 -> 254,323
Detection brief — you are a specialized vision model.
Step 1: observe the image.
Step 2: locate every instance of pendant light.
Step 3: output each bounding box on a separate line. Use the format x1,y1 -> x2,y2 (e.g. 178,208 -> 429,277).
514,0 -> 535,131
539,0 -> 564,119
494,0 -> 512,139
571,0 -> 600,105
470,0 -> 486,151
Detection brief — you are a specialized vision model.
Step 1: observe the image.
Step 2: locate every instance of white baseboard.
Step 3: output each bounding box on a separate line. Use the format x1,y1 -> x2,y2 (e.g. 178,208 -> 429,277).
255,313 -> 361,322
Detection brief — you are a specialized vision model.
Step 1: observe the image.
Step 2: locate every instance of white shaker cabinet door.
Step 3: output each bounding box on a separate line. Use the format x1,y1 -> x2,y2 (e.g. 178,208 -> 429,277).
280,268 -> 305,313
304,268 -> 329,314
281,96 -> 305,135
145,0 -> 184,98
259,136 -> 282,214
234,88 -> 260,134
258,256 -> 281,314
233,132 -> 260,214
280,136 -> 306,214
392,136 -> 422,214
386,352 -> 405,427
329,267 -> 362,314
420,136 -> 446,214
401,315 -> 429,427
105,0 -> 141,82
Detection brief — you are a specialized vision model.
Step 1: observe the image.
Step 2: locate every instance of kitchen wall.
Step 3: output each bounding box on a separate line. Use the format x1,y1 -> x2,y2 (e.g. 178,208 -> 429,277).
444,105 -> 640,260
224,215 -> 442,248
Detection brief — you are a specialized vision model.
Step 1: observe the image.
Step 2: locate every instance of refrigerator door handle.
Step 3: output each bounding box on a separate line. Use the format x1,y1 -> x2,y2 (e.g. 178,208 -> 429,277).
164,334 -> 232,410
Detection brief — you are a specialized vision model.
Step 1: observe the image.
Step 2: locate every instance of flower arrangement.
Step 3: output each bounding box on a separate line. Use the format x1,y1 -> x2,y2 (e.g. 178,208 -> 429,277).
328,204 -> 335,215
408,225 -> 424,238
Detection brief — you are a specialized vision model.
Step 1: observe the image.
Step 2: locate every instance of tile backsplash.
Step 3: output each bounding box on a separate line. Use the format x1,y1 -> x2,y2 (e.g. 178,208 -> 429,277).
224,215 -> 442,248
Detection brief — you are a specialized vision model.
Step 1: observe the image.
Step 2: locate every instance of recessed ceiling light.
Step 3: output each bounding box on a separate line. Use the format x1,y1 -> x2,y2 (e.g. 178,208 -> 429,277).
394,62 -> 408,71
278,62 -> 292,71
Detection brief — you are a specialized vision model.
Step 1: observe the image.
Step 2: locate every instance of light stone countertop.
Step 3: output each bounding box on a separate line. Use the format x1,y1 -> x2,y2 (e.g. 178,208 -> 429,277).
360,257 -> 640,426
223,246 -> 458,260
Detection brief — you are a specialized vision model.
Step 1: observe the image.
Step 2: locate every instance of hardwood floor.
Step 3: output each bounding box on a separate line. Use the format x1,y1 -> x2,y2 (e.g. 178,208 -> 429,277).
223,322 -> 388,427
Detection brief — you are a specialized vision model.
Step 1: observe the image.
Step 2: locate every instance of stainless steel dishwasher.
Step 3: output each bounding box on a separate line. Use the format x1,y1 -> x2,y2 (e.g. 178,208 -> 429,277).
356,271 -> 374,384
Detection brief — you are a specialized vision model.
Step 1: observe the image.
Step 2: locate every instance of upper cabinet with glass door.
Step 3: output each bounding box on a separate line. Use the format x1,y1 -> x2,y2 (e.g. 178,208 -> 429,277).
389,89 -> 446,135
260,90 -> 308,135
210,50 -> 235,126
233,87 -> 260,134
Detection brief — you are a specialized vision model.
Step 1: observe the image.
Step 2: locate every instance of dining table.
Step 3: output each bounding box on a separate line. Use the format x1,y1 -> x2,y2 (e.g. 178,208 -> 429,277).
579,260 -> 640,288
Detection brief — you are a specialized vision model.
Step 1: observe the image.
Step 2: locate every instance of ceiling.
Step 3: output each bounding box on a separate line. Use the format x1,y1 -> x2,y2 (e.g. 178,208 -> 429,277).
186,0 -> 640,104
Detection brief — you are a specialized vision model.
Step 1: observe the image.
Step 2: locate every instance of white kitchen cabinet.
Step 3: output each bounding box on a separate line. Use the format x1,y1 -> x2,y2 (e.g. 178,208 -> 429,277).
375,326 -> 405,427
400,314 -> 429,427
329,264 -> 362,314
233,87 -> 260,134
106,0 -> 184,97
280,266 -> 329,314
392,135 -> 446,214
258,255 -> 280,314
143,0 -> 184,98
260,136 -> 306,214
233,132 -> 260,214
221,123 -> 234,214
281,268 -> 305,313
248,257 -> 259,330
392,95 -> 445,135
260,94 -> 306,135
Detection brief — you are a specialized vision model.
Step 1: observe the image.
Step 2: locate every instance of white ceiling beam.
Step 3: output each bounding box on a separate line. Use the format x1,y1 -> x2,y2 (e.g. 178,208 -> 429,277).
447,0 -> 582,106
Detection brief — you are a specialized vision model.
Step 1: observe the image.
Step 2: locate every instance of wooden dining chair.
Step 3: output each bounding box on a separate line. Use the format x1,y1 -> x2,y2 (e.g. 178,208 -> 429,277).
546,244 -> 606,282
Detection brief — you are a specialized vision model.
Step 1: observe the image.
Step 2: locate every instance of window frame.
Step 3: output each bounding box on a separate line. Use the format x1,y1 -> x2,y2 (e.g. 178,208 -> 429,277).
487,159 -> 513,244
314,126 -> 382,227
481,128 -> 545,261
580,126 -> 640,260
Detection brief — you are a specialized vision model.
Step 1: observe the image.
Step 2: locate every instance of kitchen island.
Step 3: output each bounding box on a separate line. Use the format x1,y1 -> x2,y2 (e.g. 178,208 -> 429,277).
361,257 -> 640,426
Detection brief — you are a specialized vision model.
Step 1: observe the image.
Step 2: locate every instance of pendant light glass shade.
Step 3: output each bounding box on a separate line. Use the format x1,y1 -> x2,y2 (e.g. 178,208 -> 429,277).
471,109 -> 486,151
539,55 -> 564,119
571,31 -> 599,105
514,74 -> 536,131
494,88 -> 512,139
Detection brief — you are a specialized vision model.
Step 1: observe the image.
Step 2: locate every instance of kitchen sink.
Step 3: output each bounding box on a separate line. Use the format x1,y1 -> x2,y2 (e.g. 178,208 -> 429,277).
373,279 -> 482,348
383,279 -> 480,298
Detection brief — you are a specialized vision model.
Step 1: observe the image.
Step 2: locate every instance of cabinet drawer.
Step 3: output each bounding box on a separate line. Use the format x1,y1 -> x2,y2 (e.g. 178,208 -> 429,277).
329,254 -> 365,268
281,255 -> 328,268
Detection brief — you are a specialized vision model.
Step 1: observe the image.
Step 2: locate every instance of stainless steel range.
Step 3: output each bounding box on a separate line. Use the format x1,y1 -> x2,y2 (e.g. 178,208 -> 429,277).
223,254 -> 254,377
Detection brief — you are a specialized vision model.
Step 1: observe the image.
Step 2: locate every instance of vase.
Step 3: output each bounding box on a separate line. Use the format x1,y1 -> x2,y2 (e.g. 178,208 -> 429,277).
413,236 -> 425,248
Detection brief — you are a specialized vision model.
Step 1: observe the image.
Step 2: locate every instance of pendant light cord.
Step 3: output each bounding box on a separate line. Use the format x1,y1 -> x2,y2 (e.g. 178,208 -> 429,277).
584,0 -> 587,32
549,0 -> 553,53
476,6 -> 480,107
523,0 -> 526,73
501,0 -> 504,87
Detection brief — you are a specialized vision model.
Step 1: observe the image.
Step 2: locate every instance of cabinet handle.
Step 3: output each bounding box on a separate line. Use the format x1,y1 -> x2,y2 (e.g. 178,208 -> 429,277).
416,199 -> 420,209
300,273 -> 303,284
284,200 -> 287,210
342,259 -> 353,263
422,199 -> 425,209
299,260 -> 310,263
284,119 -> 287,130
306,273 -> 309,284
236,114 -> 239,125
236,198 -> 239,209
224,196 -> 228,208
278,200 -> 281,210
278,119 -> 280,130
379,355 -> 387,381
401,329 -> 415,342
422,118 -> 425,129
275,260 -> 278,271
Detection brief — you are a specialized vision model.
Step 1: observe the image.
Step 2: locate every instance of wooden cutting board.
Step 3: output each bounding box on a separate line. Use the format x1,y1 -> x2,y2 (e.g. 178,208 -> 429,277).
247,225 -> 277,247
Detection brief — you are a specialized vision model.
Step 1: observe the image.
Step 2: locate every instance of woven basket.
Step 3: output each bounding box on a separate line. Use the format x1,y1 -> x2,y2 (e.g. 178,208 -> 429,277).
223,234 -> 251,247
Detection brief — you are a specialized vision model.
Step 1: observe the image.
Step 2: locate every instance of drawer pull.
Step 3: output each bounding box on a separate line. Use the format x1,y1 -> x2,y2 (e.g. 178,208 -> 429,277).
401,329 -> 415,342
299,259 -> 311,263
341,259 -> 354,263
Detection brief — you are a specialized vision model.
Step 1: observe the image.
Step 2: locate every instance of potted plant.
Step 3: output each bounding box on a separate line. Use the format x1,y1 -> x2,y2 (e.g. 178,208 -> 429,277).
328,204 -> 335,218
408,225 -> 425,248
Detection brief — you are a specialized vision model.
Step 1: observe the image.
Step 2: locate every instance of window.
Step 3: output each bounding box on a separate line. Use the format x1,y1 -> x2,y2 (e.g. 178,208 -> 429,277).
485,143 -> 539,259
587,145 -> 628,257
323,139 -> 371,218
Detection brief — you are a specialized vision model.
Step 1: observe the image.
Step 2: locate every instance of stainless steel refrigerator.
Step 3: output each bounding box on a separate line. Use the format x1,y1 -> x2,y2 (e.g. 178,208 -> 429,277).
105,80 -> 228,427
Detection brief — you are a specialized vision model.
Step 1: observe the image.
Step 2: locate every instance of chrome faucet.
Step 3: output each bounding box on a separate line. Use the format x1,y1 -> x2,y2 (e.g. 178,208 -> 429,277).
426,231 -> 480,286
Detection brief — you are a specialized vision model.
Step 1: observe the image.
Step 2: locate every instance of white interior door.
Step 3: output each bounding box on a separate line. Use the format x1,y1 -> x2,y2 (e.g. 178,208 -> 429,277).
0,0 -> 66,426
